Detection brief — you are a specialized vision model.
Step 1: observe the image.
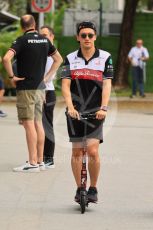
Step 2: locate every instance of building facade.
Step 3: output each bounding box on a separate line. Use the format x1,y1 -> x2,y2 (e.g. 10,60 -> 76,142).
63,0 -> 125,36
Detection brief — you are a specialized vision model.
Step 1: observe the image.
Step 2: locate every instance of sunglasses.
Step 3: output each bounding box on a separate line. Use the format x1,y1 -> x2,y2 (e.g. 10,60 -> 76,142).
80,33 -> 95,39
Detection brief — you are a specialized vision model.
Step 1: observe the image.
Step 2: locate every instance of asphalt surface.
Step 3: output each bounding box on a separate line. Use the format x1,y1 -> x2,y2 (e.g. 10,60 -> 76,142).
0,97 -> 153,230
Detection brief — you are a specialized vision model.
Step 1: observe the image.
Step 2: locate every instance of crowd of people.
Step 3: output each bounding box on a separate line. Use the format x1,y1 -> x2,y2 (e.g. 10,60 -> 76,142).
1,14 -> 149,203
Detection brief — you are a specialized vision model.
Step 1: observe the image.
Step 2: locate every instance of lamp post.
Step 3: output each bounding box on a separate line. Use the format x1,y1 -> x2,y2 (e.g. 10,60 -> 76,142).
39,12 -> 44,29
99,0 -> 103,37
51,0 -> 55,27
98,0 -> 103,47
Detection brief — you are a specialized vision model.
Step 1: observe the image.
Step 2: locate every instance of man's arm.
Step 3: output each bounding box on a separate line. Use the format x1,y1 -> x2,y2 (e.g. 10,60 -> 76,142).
96,79 -> 112,120
101,79 -> 112,107
141,56 -> 149,62
44,51 -> 63,83
62,78 -> 80,119
128,56 -> 133,63
141,49 -> 149,62
3,50 -> 25,85
96,55 -> 113,120
127,48 -> 134,64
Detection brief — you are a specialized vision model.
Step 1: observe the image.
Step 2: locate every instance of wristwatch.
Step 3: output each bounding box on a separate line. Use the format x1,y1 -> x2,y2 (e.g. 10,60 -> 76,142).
100,105 -> 108,112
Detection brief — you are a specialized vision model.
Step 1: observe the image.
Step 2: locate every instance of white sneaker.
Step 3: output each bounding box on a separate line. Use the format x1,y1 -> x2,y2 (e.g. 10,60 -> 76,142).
0,110 -> 7,117
13,162 -> 40,172
39,162 -> 46,171
45,161 -> 55,169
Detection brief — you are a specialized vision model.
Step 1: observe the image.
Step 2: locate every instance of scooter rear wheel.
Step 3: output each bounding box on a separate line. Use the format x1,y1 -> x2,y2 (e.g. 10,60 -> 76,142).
80,194 -> 86,214
80,190 -> 87,214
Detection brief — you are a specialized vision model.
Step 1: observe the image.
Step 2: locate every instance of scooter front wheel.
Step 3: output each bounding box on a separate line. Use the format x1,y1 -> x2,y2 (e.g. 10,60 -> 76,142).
80,194 -> 86,213
80,190 -> 87,214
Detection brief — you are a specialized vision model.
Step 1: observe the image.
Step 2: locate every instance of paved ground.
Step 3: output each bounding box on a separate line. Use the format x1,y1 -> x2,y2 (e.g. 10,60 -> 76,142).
0,98 -> 153,230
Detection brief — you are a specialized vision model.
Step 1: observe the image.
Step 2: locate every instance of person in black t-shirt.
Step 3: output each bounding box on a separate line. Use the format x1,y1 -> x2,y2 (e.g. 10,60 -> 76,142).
3,14 -> 63,172
61,21 -> 113,203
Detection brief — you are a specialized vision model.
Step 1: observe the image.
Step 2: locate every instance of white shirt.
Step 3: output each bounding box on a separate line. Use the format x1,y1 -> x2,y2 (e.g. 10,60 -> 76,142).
128,46 -> 149,68
45,57 -> 56,90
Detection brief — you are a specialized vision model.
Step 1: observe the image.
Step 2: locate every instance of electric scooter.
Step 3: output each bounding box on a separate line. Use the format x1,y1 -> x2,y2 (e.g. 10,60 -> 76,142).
79,113 -> 96,214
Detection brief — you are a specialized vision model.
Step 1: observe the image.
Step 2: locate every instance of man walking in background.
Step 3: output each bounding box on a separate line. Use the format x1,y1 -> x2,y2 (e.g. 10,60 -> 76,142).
128,39 -> 149,98
40,26 -> 56,169
3,14 -> 63,172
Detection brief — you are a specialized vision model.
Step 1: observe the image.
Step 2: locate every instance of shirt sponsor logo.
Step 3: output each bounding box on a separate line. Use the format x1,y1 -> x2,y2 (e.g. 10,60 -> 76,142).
28,39 -> 48,44
71,68 -> 103,81
71,61 -> 81,65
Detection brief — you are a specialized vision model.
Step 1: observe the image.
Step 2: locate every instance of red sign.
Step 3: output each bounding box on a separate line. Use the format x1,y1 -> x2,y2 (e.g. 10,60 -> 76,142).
31,0 -> 52,13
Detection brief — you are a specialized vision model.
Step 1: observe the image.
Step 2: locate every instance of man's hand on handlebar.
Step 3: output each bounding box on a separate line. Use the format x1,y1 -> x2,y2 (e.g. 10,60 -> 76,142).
67,108 -> 106,120
67,107 -> 80,120
96,110 -> 107,120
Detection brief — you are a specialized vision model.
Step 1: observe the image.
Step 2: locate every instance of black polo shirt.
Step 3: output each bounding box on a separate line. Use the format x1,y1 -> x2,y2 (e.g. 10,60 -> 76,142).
61,48 -> 113,113
10,30 -> 57,90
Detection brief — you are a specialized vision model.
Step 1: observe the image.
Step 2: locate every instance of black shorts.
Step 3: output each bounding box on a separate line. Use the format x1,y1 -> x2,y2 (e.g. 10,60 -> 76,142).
66,115 -> 104,143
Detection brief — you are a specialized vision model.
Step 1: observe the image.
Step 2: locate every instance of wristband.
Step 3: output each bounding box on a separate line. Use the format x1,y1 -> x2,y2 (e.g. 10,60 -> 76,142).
9,75 -> 14,79
100,106 -> 108,111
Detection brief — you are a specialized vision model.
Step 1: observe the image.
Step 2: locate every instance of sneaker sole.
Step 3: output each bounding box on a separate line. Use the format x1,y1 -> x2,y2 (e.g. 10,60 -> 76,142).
39,167 -> 46,171
0,115 -> 7,117
88,199 -> 97,204
75,199 -> 80,204
45,165 -> 55,169
13,168 -> 40,173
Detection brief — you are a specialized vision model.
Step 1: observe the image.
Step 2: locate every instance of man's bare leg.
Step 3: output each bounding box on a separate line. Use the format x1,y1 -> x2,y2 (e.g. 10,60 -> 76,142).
71,142 -> 83,187
35,120 -> 45,163
22,120 -> 37,165
87,139 -> 100,187
0,89 -> 5,103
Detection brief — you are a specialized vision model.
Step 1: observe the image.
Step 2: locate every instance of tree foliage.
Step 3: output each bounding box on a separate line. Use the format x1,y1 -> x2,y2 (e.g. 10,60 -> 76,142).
8,0 -> 26,16
55,0 -> 76,8
45,4 -> 67,36
0,0 -> 9,11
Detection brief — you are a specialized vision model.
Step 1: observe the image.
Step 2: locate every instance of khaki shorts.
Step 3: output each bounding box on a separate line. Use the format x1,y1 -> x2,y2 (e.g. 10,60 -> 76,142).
16,90 -> 45,121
